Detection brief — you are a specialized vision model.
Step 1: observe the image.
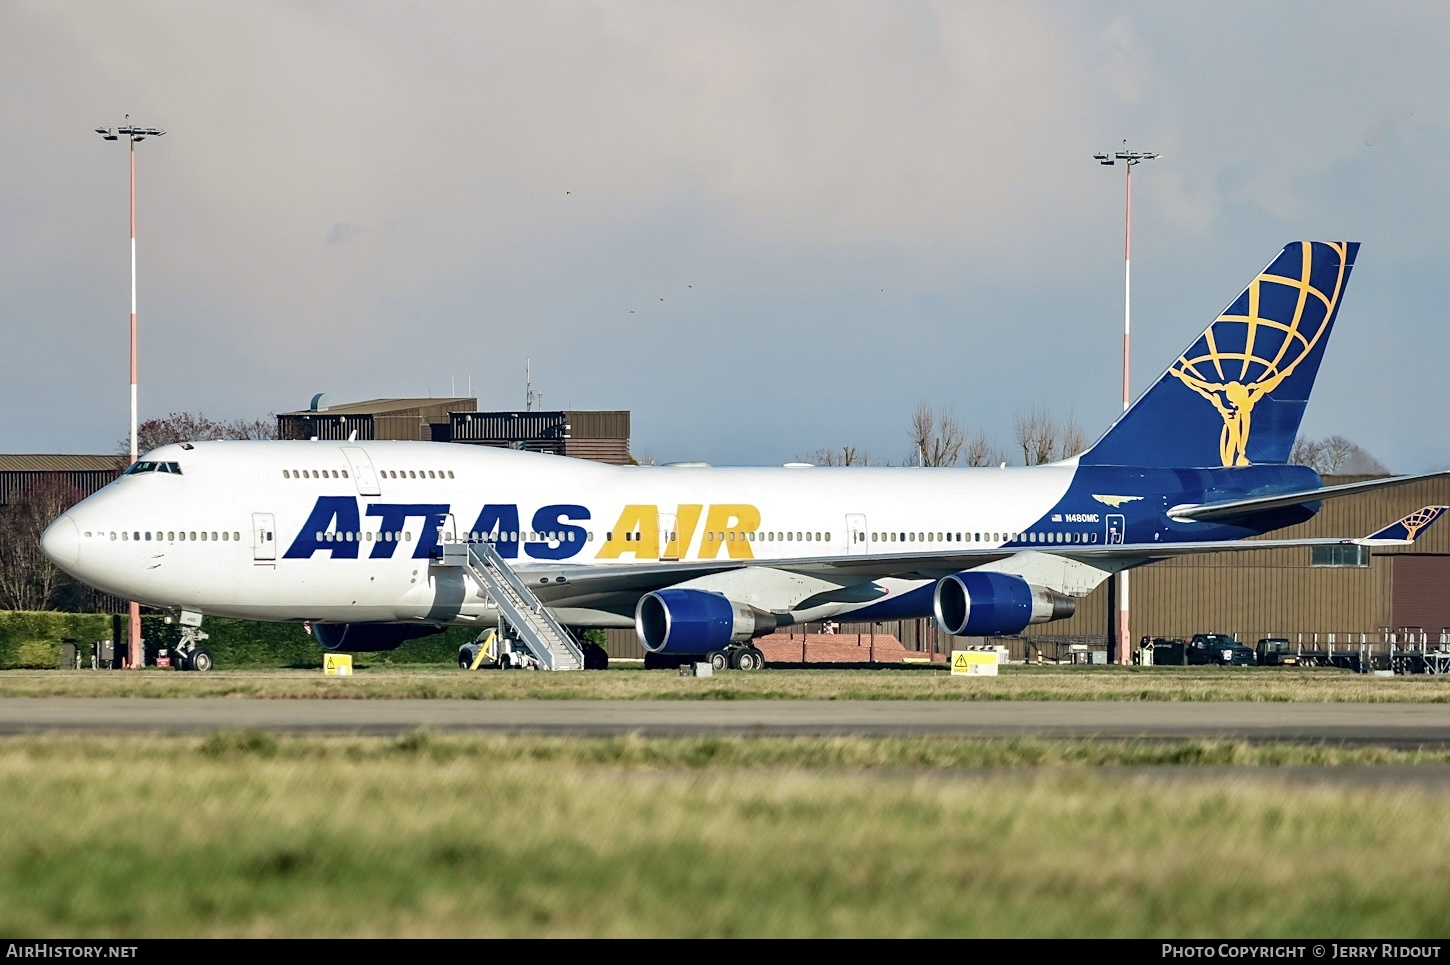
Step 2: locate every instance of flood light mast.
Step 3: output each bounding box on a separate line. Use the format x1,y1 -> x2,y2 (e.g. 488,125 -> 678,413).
95,115 -> 166,671
1093,142 -> 1159,665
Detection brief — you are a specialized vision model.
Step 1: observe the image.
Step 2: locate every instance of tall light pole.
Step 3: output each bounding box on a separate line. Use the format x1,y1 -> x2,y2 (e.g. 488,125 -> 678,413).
96,116 -> 165,671
1093,141 -> 1158,665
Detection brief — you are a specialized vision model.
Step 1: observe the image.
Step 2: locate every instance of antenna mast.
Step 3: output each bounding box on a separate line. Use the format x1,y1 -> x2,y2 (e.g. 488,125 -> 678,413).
525,358 -> 541,411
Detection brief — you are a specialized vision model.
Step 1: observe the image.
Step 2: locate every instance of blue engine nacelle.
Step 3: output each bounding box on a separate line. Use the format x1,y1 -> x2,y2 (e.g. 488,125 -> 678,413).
636,589 -> 779,654
311,622 -> 446,653
932,572 -> 1076,637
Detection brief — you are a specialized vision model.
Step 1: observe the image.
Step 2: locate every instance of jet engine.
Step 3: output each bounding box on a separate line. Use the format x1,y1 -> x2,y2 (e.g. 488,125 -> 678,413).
932,572 -> 1075,636
636,589 -> 779,654
311,622 -> 446,653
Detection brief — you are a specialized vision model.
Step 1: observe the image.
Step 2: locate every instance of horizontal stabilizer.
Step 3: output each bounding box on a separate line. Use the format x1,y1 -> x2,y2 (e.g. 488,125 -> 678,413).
1357,506 -> 1448,545
1167,470 -> 1450,522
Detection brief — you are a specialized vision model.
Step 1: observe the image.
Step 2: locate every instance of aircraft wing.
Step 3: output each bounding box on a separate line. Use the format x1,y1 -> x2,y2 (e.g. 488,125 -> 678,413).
518,547 -> 1021,604
513,506 -> 1447,605
1166,470 -> 1450,522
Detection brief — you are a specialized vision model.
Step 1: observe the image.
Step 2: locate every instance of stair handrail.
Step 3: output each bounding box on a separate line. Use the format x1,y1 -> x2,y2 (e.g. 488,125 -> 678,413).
472,540 -> 541,610
467,542 -> 585,670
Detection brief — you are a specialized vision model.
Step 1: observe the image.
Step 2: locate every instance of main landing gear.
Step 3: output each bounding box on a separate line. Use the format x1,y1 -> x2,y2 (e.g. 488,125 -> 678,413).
645,644 -> 766,671
728,646 -> 766,671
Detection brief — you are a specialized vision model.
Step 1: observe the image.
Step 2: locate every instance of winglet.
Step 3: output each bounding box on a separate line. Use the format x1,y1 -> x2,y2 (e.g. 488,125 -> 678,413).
1357,506 -> 1449,545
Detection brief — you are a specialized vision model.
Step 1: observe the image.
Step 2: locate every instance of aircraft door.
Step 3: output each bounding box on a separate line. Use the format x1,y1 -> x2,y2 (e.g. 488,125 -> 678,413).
252,513 -> 277,561
846,514 -> 869,555
342,447 -> 382,497
659,513 -> 679,561
437,513 -> 458,547
1106,514 -> 1125,545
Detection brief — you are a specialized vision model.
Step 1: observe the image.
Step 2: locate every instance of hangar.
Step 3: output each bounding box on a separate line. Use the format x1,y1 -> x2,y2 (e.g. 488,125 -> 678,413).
276,397 -> 631,464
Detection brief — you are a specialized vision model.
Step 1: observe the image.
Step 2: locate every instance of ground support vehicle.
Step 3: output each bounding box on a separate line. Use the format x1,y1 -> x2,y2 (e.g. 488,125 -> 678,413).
1256,638 -> 1298,666
458,627 -> 608,670
1188,633 -> 1257,666
1151,638 -> 1188,666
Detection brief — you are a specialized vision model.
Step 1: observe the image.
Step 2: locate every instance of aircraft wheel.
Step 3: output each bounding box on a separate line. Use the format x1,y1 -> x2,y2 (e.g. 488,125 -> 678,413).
190,648 -> 214,673
708,651 -> 730,672
738,647 -> 765,671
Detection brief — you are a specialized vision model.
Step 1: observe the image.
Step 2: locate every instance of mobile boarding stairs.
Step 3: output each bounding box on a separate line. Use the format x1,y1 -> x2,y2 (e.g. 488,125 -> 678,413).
434,541 -> 586,671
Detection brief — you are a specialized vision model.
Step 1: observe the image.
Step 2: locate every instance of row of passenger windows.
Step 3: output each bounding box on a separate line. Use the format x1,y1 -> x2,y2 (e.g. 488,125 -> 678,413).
1027,531 -> 1096,544
285,469 -> 348,479
88,530 -> 241,542
874,531 -> 990,543
450,529 -> 1095,546
281,469 -> 456,480
867,530 -> 1097,545
457,531 -> 581,543
320,531 -> 413,543
381,469 -> 454,480
316,531 -> 584,544
83,525 -> 1097,548
611,531 -> 832,543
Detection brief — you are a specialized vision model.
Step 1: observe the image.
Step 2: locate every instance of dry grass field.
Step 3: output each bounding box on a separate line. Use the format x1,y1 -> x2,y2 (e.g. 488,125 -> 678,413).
1,732 -> 1447,937
0,664 -> 1447,702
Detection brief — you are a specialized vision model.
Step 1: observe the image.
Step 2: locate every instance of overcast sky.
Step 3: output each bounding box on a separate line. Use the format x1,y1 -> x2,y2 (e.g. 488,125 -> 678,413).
3,2 -> 1448,470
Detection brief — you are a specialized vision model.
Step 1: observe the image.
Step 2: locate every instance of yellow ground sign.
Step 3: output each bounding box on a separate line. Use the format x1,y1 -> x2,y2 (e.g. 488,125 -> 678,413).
323,653 -> 353,676
951,650 -> 998,676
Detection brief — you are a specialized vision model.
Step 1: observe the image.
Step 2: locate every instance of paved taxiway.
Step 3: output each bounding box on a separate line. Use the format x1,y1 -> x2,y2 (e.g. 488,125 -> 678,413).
2,699 -> 1449,744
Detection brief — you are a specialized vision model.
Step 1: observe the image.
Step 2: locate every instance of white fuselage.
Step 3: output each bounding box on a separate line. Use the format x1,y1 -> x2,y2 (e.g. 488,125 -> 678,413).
45,440 -> 1084,627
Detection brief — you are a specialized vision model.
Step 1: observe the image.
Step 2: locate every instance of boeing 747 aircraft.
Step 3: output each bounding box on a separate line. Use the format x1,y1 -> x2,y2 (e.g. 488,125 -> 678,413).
40,241 -> 1448,670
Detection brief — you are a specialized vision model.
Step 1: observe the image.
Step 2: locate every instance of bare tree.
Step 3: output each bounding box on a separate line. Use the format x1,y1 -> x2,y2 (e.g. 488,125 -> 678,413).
1013,406 -> 1086,465
799,446 -> 881,467
1289,435 -> 1324,469
0,478 -> 85,611
1289,434 -> 1389,475
118,411 -> 277,455
1014,405 -> 1055,466
963,429 -> 1005,468
908,404 -> 965,467
228,416 -> 278,440
1056,414 -> 1087,461
1342,446 -> 1389,475
1318,434 -> 1359,473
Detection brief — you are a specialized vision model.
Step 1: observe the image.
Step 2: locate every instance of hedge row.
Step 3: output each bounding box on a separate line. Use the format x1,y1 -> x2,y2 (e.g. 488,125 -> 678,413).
0,612 -> 482,669
0,612 -> 112,669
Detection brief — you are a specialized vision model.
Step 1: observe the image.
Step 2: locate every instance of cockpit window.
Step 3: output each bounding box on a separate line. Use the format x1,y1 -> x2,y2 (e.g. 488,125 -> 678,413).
124,461 -> 183,475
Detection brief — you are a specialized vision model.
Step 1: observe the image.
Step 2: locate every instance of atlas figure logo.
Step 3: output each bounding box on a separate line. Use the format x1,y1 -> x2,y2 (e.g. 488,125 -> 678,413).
1169,241 -> 1350,467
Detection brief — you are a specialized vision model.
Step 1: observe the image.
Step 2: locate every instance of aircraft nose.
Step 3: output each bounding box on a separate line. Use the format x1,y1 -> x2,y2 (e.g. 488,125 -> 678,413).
41,514 -> 80,566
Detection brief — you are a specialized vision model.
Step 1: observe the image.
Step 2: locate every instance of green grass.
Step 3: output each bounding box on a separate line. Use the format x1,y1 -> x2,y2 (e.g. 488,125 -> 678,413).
2,664 -> 1448,701
1,733 -> 1448,937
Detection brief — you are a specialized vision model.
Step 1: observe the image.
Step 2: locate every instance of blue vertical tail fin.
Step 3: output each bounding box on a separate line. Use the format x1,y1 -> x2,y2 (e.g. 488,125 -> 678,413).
1078,241 -> 1359,468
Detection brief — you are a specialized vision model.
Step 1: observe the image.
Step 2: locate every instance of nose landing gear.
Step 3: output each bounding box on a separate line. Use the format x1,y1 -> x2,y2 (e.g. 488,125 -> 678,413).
165,609 -> 215,672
